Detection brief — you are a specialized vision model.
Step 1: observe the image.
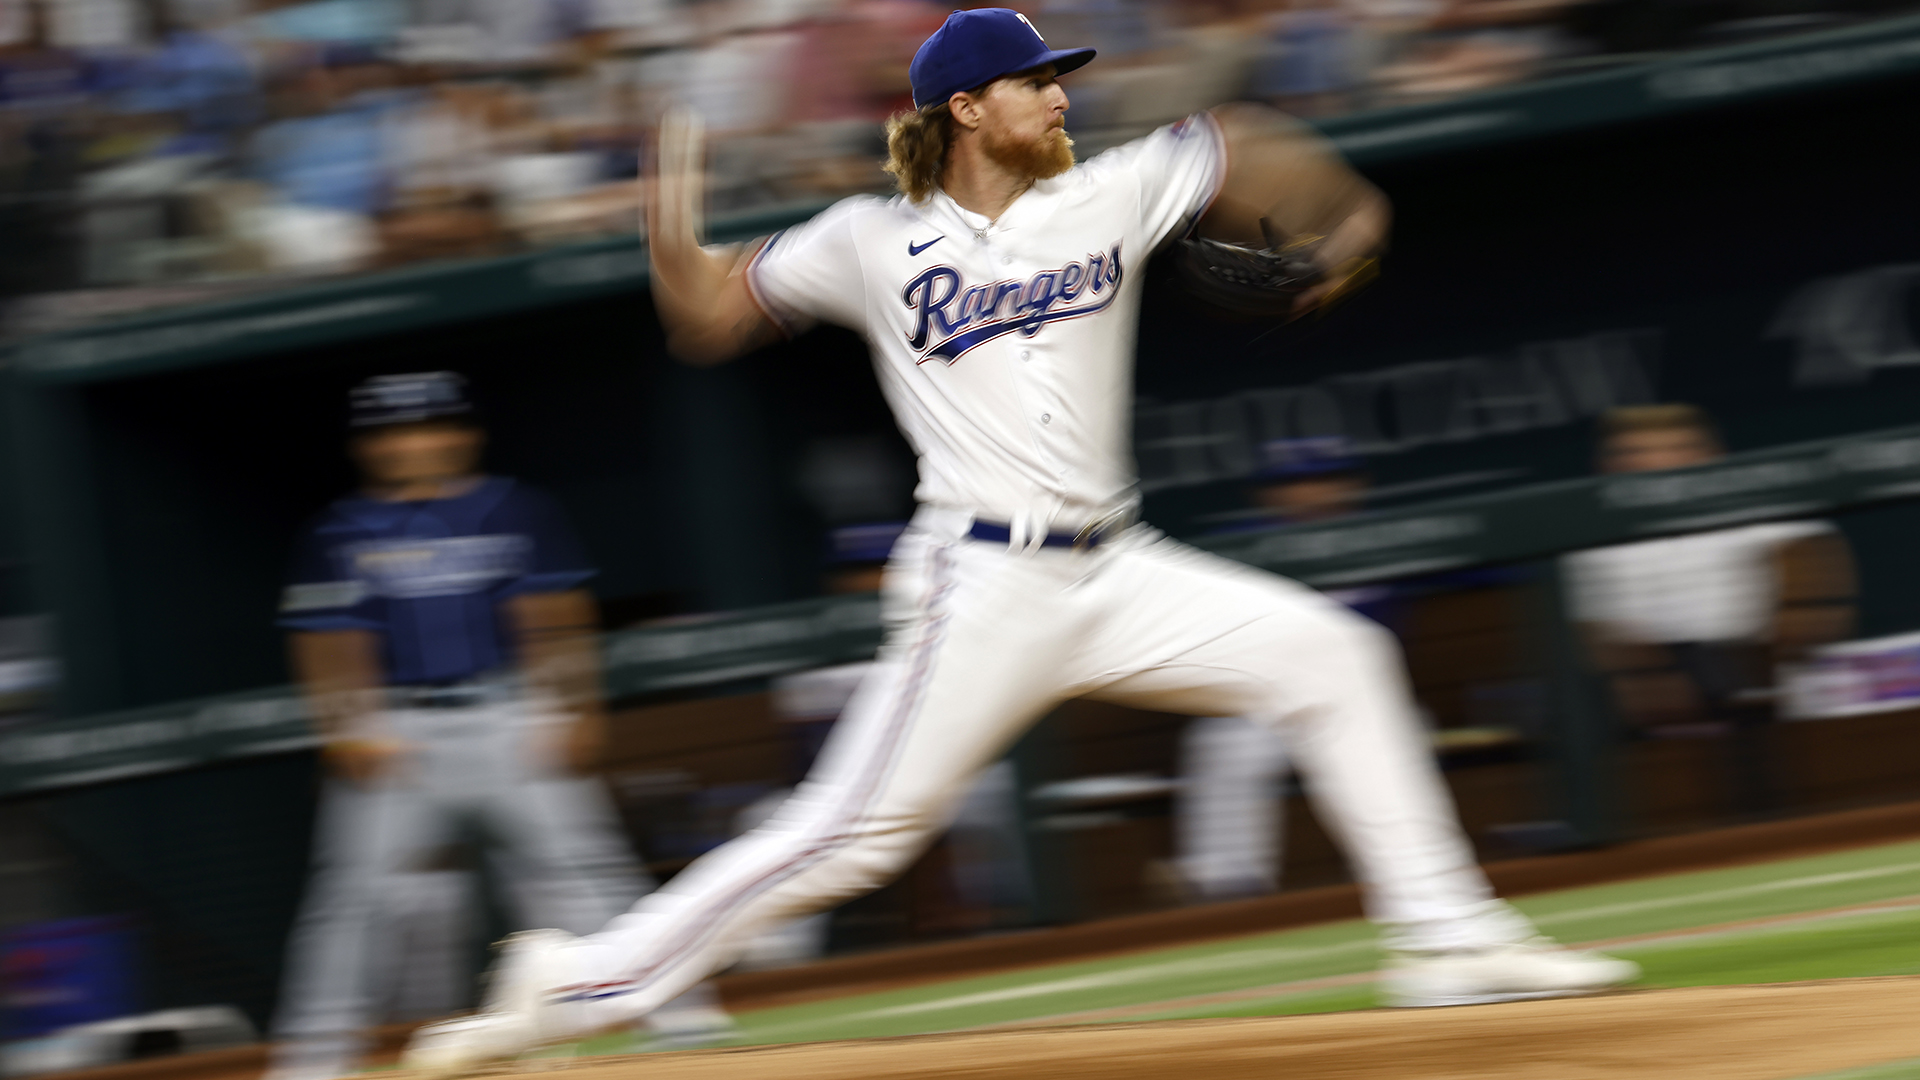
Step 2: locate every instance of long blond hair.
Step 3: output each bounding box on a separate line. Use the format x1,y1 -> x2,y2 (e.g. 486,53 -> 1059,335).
883,103 -> 955,203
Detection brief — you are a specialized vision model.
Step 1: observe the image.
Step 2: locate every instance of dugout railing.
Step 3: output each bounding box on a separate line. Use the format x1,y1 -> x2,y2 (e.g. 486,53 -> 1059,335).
9,421 -> 1920,819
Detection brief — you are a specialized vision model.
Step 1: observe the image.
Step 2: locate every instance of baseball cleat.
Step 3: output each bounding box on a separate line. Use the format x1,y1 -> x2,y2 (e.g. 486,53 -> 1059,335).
643,1001 -> 739,1049
1379,937 -> 1640,1008
401,929 -> 584,1078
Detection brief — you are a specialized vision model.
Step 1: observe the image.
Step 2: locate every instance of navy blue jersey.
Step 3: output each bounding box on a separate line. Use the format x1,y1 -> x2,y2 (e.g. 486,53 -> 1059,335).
279,477 -> 594,685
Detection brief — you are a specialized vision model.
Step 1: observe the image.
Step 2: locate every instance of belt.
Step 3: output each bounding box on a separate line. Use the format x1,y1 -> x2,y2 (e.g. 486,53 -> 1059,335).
391,677 -> 515,710
968,516 -> 1123,552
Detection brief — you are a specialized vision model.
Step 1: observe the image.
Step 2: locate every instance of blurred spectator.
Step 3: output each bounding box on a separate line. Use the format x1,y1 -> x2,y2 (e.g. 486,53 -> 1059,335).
267,372 -> 730,1080
1,0 -> 94,295
242,46 -> 393,270
6,0 -> 1910,323
115,0 -> 260,155
393,0 -> 593,66
1,1 -> 94,115
1367,0 -> 1583,107
1562,404 -> 1858,810
1038,0 -> 1159,60
1250,0 -> 1360,117
248,0 -> 405,50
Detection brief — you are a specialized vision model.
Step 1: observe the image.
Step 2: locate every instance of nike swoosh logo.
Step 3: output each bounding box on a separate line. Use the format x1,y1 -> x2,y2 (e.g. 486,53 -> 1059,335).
908,236 -> 945,256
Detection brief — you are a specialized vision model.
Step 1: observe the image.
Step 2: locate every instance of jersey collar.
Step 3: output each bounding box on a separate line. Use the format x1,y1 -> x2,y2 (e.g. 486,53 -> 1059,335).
927,175 -> 1064,241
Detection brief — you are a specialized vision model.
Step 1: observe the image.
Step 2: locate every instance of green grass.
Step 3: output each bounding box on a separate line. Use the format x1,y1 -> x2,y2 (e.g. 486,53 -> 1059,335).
1618,904 -> 1920,987
713,838 -> 1920,1046
416,837 -> 1920,1057
730,919 -> 1382,1043
1795,1058 -> 1920,1080
1514,840 -> 1920,942
1089,902 -> 1920,1028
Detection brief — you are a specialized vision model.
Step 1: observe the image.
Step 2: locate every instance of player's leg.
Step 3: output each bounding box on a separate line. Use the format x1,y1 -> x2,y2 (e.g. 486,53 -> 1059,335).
1175,714 -> 1291,900
1078,537 -> 1504,946
269,764 -> 450,1079
1075,533 -> 1635,1002
404,525 -> 1087,1070
478,699 -> 654,934
728,789 -> 834,970
372,865 -> 474,1022
478,698 -> 735,1046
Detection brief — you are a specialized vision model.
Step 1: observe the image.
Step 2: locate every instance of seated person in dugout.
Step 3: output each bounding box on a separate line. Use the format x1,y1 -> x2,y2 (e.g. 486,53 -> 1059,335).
1560,404 -> 1858,810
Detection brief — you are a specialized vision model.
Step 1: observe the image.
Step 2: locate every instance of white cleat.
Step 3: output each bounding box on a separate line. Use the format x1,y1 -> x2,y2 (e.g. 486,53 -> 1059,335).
402,929 -> 585,1078
643,1002 -> 739,1050
1380,937 -> 1640,1008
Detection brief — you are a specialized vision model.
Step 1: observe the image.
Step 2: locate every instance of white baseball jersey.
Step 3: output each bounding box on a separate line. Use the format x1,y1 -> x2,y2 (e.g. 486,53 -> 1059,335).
1562,520 -> 1835,643
746,114 -> 1226,532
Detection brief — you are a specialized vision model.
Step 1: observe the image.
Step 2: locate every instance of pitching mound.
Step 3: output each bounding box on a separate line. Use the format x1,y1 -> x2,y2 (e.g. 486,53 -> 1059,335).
520,977 -> 1920,1080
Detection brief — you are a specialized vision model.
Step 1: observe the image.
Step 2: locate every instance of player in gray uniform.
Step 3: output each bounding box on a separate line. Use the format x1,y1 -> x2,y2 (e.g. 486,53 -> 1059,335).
404,12 -> 1638,1071
268,374 -> 729,1080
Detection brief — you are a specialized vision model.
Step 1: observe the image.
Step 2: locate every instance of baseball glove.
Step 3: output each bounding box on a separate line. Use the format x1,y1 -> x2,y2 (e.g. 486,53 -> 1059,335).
1172,229 -> 1379,319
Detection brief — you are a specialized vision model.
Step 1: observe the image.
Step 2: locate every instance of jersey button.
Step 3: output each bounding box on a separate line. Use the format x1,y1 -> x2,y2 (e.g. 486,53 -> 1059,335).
1002,256 -> 1013,265
1041,413 -> 1052,424
1019,350 -> 1030,361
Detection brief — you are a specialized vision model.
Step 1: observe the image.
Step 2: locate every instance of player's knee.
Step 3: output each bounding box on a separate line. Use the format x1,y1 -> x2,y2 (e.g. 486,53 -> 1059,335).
851,831 -> 926,886
816,829 -> 929,898
1294,596 -> 1404,671
1345,608 -> 1402,660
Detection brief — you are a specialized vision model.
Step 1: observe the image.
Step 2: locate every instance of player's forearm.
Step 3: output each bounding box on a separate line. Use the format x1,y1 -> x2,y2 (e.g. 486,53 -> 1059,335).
507,590 -> 607,714
289,630 -> 387,737
648,236 -> 733,361
648,240 -> 775,365
646,107 -> 777,365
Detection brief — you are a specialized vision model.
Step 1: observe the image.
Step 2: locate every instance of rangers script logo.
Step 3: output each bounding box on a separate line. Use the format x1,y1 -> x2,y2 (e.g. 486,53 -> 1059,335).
903,243 -> 1124,364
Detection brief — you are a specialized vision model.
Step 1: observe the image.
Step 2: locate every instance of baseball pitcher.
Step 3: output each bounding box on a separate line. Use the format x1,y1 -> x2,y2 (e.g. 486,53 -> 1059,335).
405,12 -> 1637,1072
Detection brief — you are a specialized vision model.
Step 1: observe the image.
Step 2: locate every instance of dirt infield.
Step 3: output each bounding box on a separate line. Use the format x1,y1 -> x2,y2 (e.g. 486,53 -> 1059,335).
534,978 -> 1920,1080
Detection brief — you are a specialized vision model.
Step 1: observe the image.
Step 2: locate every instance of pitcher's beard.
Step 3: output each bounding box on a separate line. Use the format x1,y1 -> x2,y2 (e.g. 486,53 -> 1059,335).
985,126 -> 1076,181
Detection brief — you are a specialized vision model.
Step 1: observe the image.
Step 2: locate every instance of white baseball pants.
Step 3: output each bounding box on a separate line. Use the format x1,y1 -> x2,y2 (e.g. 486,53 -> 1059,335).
566,511 -> 1523,1025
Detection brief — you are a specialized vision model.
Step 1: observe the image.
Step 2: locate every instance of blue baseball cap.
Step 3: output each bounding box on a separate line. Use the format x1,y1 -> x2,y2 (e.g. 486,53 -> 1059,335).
1254,437 -> 1363,481
349,371 -> 476,429
910,9 -> 1096,110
